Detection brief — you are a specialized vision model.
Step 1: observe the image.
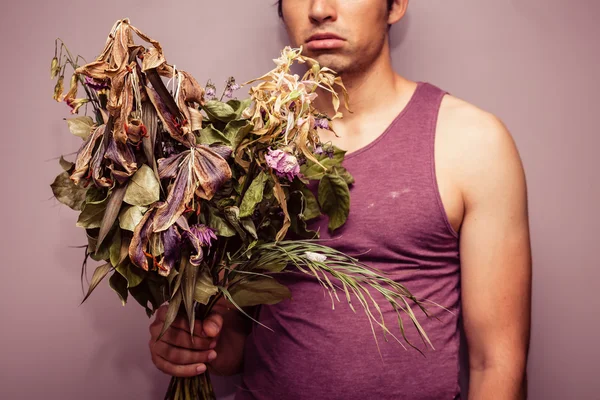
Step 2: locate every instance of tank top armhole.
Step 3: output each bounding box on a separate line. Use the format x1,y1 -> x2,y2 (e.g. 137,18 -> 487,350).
429,89 -> 460,239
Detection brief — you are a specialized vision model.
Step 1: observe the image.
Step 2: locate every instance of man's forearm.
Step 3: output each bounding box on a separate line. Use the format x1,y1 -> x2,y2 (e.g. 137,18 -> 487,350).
468,366 -> 527,400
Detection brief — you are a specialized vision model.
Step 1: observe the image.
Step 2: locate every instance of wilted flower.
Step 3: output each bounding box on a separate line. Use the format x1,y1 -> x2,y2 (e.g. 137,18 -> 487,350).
314,118 -> 329,130
325,147 -> 335,159
265,148 -> 301,181
205,86 -> 216,100
305,251 -> 327,263
185,224 -> 217,266
65,98 -> 89,114
53,76 -> 64,102
84,76 -> 109,91
50,57 -> 60,79
314,145 -> 324,155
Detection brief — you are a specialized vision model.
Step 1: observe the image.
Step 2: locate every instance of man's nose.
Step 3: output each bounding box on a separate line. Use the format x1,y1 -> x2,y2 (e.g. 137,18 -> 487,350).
309,0 -> 338,24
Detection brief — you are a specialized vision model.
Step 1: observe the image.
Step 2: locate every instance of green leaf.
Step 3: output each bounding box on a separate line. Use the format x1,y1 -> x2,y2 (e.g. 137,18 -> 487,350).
300,146 -> 347,180
288,190 -> 319,239
207,207 -> 236,237
66,116 -> 95,140
301,187 -> 321,220
59,156 -> 74,172
76,197 -> 108,229
124,165 -> 160,206
331,166 -> 355,185
194,267 -> 218,305
241,218 -> 258,240
81,262 -> 112,304
197,125 -> 230,146
97,184 -> 127,250
116,260 -> 145,288
318,173 -> 350,231
223,119 -> 253,149
129,278 -> 166,318
203,100 -> 237,122
109,229 -> 122,267
119,205 -> 148,231
50,172 -> 87,211
181,257 -> 198,335
226,98 -> 252,119
109,271 -> 128,306
157,289 -> 182,342
230,276 -> 292,307
239,171 -> 268,218
254,259 -> 288,272
87,230 -> 110,261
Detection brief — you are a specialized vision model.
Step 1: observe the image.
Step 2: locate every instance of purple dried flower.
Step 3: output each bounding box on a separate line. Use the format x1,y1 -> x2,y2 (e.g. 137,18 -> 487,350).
84,76 -> 109,91
265,148 -> 301,181
185,224 -> 217,266
325,147 -> 335,159
205,86 -> 216,100
314,118 -> 329,130
314,145 -> 324,155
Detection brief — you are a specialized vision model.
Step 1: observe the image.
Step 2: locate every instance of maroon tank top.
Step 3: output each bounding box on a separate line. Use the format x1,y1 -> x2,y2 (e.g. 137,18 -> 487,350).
235,82 -> 462,400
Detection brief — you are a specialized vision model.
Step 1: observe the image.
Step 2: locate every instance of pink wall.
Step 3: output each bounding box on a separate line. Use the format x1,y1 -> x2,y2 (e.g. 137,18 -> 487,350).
1,0 -> 598,399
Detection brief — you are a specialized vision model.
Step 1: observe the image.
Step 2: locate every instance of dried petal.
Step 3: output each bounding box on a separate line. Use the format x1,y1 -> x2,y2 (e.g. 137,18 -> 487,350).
70,125 -> 105,185
161,225 -> 181,275
53,76 -> 64,102
105,135 -> 138,184
129,207 -> 157,271
184,224 -> 216,266
146,85 -> 194,146
50,57 -> 60,79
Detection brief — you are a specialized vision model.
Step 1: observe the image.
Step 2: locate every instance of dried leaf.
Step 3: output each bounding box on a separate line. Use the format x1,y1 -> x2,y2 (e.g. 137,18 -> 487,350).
81,263 -> 113,304
318,172 -> 350,231
109,271 -> 128,306
198,125 -> 230,146
59,156 -> 74,172
97,184 -> 127,250
194,267 -> 218,305
207,207 -> 236,237
239,171 -> 268,218
181,257 -> 198,336
124,165 -> 160,206
272,174 -> 291,241
66,116 -> 95,141
50,172 -> 87,211
76,197 -> 108,229
115,260 -> 145,288
230,276 -> 291,307
119,205 -> 148,231
203,100 -> 236,122
157,289 -> 182,342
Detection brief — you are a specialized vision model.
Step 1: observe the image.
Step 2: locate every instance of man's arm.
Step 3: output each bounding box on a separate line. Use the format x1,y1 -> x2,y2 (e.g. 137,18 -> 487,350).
454,109 -> 532,399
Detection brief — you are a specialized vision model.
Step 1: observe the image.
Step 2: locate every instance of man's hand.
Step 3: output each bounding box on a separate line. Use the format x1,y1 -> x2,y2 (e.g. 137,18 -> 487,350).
149,305 -> 224,378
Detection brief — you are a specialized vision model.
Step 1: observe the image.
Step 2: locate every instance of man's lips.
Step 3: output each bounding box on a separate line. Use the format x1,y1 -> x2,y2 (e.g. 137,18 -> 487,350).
305,33 -> 345,50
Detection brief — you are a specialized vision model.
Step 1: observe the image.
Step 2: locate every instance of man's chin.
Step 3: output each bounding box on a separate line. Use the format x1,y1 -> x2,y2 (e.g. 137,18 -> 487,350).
304,52 -> 349,73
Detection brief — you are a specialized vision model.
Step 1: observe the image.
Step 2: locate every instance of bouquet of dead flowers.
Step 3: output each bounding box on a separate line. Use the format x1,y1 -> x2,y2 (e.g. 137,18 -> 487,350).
50,18 -> 433,400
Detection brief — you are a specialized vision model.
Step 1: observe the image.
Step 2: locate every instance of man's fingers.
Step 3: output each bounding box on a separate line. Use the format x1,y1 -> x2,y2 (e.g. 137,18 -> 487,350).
202,312 -> 224,338
151,352 -> 208,378
153,327 -> 217,351
151,339 -> 217,367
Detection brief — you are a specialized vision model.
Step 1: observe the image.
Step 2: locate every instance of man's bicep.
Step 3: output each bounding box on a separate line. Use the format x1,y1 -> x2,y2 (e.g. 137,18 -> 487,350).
456,113 -> 532,370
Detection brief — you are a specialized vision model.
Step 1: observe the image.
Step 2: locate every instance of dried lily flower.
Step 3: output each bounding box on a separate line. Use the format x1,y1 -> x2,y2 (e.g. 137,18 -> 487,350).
153,146 -> 232,232
240,46 -> 349,168
65,98 -> 89,114
53,75 -> 64,102
50,57 -> 60,79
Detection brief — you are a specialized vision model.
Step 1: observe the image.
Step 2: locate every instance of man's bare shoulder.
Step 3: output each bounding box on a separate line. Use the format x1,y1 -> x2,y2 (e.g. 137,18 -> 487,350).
436,93 -> 525,204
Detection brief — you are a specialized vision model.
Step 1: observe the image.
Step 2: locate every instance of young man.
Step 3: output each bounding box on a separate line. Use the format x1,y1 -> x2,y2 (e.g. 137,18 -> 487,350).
149,1 -> 532,399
